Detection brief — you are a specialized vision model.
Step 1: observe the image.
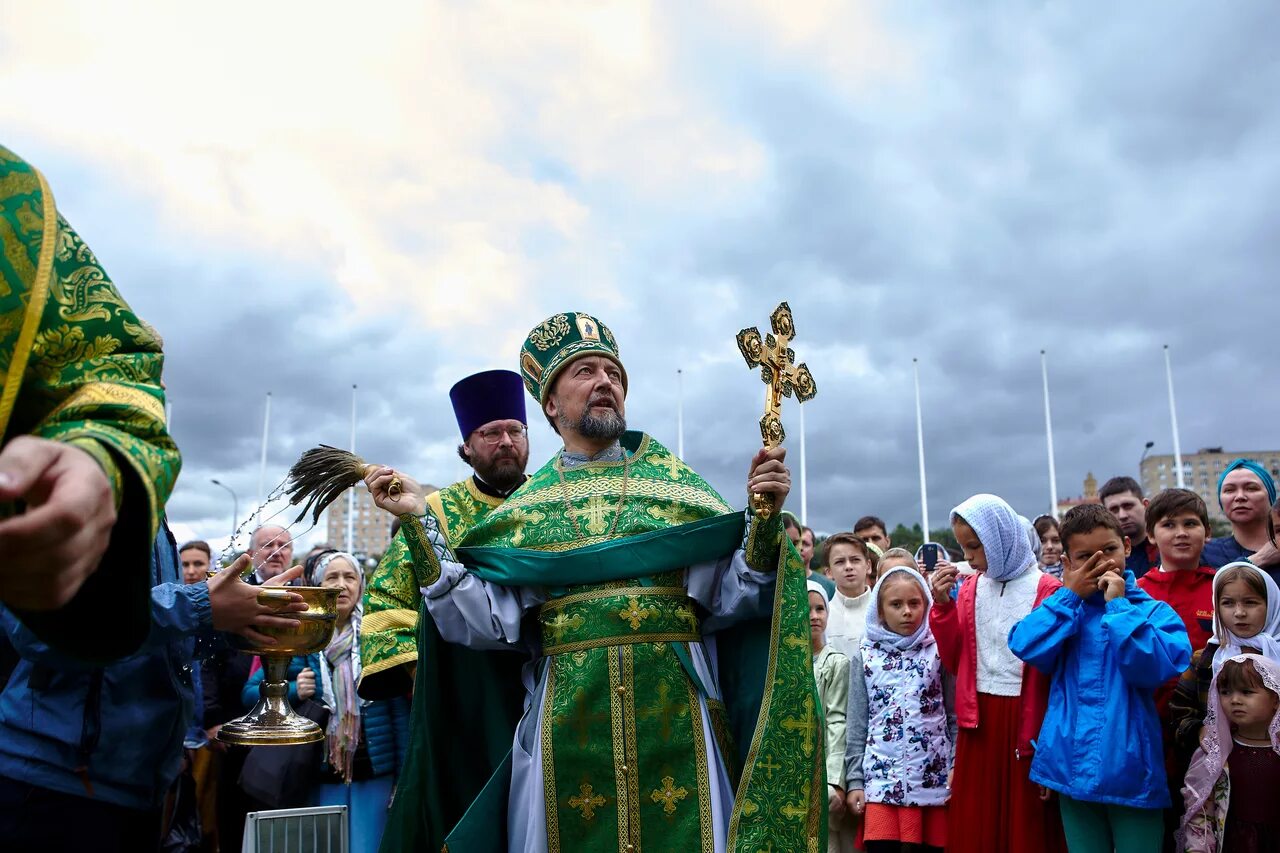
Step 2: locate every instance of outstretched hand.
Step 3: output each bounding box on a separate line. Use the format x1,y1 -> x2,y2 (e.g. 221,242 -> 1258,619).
0,436 -> 116,611
746,446 -> 790,512
209,557 -> 308,645
364,465 -> 426,518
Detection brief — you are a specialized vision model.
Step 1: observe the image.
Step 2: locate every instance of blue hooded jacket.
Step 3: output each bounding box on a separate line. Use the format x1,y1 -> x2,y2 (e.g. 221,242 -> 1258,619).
0,520 -> 217,810
1008,571 -> 1191,808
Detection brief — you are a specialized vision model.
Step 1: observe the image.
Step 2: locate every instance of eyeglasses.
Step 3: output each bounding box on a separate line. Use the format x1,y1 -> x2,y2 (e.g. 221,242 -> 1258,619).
475,425 -> 528,445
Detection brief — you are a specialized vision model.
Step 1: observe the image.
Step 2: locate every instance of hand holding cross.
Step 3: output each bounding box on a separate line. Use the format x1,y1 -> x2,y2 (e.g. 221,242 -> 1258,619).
736,302 -> 817,519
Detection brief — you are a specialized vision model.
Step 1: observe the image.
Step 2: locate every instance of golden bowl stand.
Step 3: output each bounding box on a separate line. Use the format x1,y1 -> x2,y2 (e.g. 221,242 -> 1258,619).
217,585 -> 339,747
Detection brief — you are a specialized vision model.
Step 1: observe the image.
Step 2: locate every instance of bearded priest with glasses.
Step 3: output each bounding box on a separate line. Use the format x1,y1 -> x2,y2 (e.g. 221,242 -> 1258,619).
366,314 -> 825,853
358,369 -> 532,852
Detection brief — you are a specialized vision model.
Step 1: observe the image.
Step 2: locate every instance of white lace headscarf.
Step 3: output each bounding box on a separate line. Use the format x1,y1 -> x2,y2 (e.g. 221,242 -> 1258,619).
950,494 -> 1037,583
1178,654 -> 1280,850
1211,561 -> 1280,674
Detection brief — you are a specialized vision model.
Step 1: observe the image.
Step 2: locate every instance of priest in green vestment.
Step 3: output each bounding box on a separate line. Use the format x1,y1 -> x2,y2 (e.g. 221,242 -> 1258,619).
368,312 -> 825,853
360,370 -> 531,852
0,146 -> 181,662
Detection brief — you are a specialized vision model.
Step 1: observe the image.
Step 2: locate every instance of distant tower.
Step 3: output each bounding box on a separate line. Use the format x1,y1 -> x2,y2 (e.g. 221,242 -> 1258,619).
1084,472 -> 1098,500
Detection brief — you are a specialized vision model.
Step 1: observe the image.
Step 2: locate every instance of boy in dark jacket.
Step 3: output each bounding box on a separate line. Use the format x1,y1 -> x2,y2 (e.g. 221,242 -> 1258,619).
1010,504 -> 1191,853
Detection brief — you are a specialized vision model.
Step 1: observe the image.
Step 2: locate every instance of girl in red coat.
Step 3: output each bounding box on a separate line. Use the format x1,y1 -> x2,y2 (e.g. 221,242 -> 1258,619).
929,494 -> 1066,853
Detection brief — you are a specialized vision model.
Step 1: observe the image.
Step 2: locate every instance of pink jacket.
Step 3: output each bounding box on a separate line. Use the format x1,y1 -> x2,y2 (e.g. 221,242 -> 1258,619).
930,572 -> 1061,758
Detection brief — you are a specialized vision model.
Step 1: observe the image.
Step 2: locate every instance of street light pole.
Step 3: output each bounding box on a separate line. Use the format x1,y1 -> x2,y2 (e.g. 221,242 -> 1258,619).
211,478 -> 238,548
1139,440 -> 1155,473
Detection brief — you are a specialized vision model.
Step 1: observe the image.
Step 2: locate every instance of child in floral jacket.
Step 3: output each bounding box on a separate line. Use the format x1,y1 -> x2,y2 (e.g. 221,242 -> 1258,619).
846,566 -> 956,853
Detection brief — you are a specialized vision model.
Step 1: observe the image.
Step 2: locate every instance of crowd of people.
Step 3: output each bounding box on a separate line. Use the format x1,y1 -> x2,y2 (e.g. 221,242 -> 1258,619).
3,146 -> 1280,853
795,467 -> 1280,853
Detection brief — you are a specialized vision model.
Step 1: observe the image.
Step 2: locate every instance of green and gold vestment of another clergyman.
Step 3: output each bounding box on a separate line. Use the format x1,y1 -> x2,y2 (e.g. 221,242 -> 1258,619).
390,432 -> 826,853
0,147 -> 180,661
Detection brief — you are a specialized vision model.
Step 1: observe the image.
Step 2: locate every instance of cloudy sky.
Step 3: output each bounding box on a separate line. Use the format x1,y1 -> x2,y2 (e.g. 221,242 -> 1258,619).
4,1 -> 1277,550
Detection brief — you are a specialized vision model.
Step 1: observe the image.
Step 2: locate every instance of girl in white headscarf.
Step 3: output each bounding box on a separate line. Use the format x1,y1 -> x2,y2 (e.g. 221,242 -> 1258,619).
1169,561 -> 1280,763
928,494 -> 1066,853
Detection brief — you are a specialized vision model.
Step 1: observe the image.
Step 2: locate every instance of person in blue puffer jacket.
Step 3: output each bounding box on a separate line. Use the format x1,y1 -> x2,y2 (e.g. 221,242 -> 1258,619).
1009,504 -> 1191,853
0,519 -> 308,853
242,550 -> 410,853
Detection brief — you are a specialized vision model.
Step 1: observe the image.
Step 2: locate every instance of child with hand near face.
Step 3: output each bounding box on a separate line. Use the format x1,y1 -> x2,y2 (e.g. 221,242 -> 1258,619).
1178,654 -> 1280,852
1010,504 -> 1191,853
845,566 -> 955,853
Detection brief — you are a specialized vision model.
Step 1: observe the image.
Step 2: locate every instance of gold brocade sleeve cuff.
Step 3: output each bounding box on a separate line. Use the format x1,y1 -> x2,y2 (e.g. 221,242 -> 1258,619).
399,513 -> 443,586
66,437 -> 124,511
744,509 -> 784,572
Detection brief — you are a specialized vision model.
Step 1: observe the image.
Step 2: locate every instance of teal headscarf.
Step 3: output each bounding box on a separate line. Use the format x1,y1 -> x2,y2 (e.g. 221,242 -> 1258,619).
1217,458 -> 1277,509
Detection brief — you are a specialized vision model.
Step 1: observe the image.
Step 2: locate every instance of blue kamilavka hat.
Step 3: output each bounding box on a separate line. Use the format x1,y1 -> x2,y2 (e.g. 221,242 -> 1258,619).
449,369 -> 527,439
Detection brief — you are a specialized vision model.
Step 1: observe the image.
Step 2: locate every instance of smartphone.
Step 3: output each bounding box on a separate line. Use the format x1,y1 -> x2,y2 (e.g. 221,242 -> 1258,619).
921,543 -> 939,572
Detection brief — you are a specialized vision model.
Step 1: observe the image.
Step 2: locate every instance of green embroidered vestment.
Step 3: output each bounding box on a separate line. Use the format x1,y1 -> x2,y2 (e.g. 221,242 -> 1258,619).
396,432 -> 825,853
0,147 -> 181,661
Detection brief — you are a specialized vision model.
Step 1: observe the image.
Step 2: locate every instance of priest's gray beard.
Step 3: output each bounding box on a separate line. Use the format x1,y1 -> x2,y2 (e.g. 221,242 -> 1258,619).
562,407 -> 626,442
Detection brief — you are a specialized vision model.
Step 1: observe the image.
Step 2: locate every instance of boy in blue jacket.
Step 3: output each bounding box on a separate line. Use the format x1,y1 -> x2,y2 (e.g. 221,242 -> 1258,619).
1009,503 -> 1191,853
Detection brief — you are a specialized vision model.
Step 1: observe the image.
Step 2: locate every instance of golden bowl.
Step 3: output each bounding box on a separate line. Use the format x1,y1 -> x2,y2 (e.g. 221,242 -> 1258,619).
238,585 -> 339,657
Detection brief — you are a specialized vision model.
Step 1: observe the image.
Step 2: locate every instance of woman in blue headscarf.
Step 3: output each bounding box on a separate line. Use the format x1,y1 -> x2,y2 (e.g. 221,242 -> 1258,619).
1203,459 -> 1280,580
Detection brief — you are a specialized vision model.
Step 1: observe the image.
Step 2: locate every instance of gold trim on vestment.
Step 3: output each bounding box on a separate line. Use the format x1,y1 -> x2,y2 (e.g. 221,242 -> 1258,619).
357,649 -> 417,683
609,650 -> 629,852
360,608 -> 419,635
553,435 -> 651,474
543,631 -> 701,658
0,169 -> 56,439
539,585 -> 688,612
688,664 -> 716,853
621,645 -> 641,851
543,660 -> 561,853
44,381 -> 166,424
726,539 -> 786,849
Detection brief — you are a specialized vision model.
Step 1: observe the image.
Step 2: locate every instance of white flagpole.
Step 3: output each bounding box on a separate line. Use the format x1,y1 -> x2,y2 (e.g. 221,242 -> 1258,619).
799,401 -> 808,528
913,359 -> 930,537
257,392 -> 271,508
347,384 -> 357,552
1041,350 -> 1060,519
677,369 -> 685,460
1164,345 -> 1185,488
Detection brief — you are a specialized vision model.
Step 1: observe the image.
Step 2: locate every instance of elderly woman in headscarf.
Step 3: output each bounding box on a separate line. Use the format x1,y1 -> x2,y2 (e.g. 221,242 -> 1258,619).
306,550 -> 411,853
927,494 -> 1066,853
1203,458 -> 1280,579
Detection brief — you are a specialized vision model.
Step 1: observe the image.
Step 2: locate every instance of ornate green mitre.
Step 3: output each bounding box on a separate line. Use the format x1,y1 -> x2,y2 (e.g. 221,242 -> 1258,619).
518,311 -> 627,404
0,146 -> 181,661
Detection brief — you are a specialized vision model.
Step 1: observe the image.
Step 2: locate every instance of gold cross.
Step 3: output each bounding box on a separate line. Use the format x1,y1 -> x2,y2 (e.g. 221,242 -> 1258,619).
673,603 -> 698,631
617,596 -> 654,630
545,611 -> 585,644
571,495 -> 616,536
555,687 -> 609,748
647,502 -> 697,527
507,508 -> 545,546
736,302 -> 817,519
782,634 -> 809,650
646,452 -> 682,480
649,776 -> 689,815
780,694 -> 817,756
637,681 -> 690,742
779,801 -> 808,821
568,782 -> 606,821
757,753 -> 782,780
